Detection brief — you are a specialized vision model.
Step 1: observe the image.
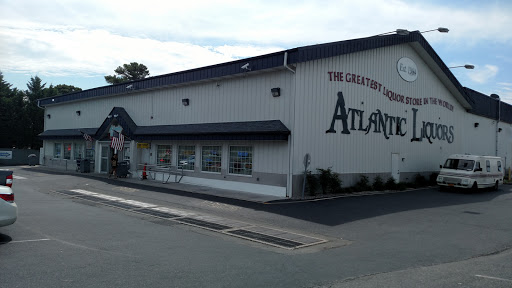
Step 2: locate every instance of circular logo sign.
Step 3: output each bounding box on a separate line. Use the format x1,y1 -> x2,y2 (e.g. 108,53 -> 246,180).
397,57 -> 418,82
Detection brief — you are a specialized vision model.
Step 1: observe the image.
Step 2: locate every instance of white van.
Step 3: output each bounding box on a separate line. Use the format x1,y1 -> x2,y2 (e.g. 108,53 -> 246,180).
437,154 -> 504,190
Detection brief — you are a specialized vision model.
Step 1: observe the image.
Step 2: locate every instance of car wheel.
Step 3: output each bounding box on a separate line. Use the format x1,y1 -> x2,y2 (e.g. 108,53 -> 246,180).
494,181 -> 499,191
471,182 -> 478,192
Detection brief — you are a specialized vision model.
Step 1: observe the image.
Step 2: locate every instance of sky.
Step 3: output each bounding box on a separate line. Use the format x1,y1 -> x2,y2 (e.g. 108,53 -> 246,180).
1,0 -> 511,105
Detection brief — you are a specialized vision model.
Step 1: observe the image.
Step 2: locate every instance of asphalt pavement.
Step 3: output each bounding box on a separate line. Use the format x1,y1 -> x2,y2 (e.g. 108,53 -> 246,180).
2,165 -> 512,287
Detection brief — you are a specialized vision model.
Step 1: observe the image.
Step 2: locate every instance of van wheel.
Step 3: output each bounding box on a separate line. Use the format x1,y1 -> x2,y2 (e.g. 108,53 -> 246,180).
494,181 -> 499,191
471,182 -> 478,191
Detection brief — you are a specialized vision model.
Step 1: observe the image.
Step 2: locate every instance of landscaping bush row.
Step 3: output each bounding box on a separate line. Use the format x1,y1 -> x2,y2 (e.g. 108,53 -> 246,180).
305,168 -> 438,197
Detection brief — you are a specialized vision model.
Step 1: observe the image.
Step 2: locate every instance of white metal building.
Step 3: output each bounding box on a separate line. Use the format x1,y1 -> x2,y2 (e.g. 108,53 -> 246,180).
38,32 -> 512,198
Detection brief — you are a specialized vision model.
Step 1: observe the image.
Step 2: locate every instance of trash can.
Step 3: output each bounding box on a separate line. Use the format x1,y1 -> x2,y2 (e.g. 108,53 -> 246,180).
76,159 -> 82,172
80,159 -> 90,173
28,154 -> 38,166
117,161 -> 129,178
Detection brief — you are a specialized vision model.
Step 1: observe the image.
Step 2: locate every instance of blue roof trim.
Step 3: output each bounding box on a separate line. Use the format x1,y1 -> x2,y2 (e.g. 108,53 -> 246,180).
133,120 -> 290,141
465,88 -> 512,124
38,128 -> 98,140
39,119 -> 290,141
95,107 -> 138,140
38,32 -> 473,107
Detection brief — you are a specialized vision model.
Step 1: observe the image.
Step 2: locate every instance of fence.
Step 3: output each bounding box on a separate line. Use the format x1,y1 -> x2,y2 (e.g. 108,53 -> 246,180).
0,149 -> 40,166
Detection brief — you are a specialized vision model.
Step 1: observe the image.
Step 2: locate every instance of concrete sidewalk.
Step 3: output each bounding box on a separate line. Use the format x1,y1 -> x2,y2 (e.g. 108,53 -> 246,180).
23,165 -> 284,204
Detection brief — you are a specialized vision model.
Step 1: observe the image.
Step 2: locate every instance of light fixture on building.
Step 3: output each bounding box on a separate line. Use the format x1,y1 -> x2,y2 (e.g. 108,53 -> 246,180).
271,88 -> 281,97
498,128 -> 502,132
182,98 -> 190,106
420,27 -> 449,33
47,114 -> 51,119
76,110 -> 81,116
474,122 -> 479,127
378,27 -> 449,36
449,64 -> 474,69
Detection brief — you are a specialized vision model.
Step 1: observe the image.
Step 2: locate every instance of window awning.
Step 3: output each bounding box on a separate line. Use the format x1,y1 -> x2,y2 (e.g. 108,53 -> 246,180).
39,120 -> 290,141
134,120 -> 290,141
38,128 -> 98,140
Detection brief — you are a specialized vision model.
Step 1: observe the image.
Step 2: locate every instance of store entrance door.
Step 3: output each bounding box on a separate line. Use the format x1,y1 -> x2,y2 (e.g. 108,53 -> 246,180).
100,144 -> 111,173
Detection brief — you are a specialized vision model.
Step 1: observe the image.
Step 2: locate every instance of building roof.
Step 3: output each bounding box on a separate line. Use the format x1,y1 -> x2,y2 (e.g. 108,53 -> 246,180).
39,117 -> 290,141
134,120 -> 291,141
38,31 -> 473,109
39,128 -> 98,140
465,87 -> 512,124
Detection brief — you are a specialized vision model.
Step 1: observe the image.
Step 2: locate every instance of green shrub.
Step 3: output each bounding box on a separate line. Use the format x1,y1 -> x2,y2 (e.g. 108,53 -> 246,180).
305,171 -> 319,196
397,182 -> 408,191
343,187 -> 354,194
372,176 -> 385,191
316,167 -> 342,194
414,173 -> 427,187
384,177 -> 397,190
429,173 -> 439,185
355,175 -> 372,191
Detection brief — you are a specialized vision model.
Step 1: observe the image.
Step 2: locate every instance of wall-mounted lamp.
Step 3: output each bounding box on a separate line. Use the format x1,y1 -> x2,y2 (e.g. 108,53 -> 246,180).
76,110 -> 81,116
182,98 -> 190,106
474,123 -> 479,127
449,64 -> 474,69
271,88 -> 281,97
498,128 -> 502,132
47,114 -> 51,119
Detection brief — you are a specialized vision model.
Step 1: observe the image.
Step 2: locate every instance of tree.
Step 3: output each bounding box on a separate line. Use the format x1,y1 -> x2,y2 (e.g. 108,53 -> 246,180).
104,62 -> 150,84
52,84 -> 82,95
23,76 -> 47,149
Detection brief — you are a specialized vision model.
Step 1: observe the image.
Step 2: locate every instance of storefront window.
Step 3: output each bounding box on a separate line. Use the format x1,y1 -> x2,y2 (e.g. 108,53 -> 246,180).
201,146 -> 222,173
54,143 -> 62,159
123,147 -> 130,161
157,145 -> 172,165
229,146 -> 252,176
63,143 -> 72,160
178,146 -> 195,171
74,143 -> 84,159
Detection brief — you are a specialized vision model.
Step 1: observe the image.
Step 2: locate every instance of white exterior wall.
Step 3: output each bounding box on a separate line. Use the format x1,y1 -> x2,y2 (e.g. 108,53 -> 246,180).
291,44 -> 477,181
44,71 -> 295,130
41,42 -> 512,197
42,70 -> 295,196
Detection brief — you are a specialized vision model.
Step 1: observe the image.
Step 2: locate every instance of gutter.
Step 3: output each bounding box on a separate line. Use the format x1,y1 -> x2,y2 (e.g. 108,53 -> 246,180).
284,52 -> 296,73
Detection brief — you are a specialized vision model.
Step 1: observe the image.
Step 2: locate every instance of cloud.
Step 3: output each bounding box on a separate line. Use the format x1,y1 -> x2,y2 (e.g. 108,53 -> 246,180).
0,25 -> 283,78
1,0 -> 512,47
467,65 -> 499,84
496,82 -> 512,105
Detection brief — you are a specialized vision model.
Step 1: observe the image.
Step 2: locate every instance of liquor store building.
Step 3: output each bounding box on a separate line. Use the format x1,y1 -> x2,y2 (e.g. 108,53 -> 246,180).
38,32 -> 512,198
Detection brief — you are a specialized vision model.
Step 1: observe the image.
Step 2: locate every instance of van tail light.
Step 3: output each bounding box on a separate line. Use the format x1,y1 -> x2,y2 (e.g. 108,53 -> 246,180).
6,174 -> 13,188
0,193 -> 14,202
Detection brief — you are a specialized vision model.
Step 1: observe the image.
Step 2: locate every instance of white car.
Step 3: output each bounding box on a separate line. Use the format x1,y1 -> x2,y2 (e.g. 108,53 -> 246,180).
0,186 -> 17,227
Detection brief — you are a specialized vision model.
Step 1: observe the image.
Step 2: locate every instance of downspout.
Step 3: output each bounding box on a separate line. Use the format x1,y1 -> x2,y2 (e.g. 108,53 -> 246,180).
37,100 -> 46,165
492,94 -> 500,156
284,52 -> 296,74
285,51 -> 296,198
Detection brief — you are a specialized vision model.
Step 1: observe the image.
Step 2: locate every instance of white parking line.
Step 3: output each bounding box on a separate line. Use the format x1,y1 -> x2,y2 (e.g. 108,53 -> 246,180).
70,189 -> 100,195
7,239 -> 52,244
13,175 -> 27,180
475,275 -> 512,282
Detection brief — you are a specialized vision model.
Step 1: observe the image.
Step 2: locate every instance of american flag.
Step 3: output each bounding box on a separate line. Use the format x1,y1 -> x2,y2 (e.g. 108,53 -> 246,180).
110,130 -> 124,151
82,131 -> 93,142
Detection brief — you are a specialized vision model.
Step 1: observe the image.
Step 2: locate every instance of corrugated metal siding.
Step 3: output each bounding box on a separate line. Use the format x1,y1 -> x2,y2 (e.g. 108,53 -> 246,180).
291,44 -> 469,175
45,70 -> 295,131
39,53 -> 287,106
